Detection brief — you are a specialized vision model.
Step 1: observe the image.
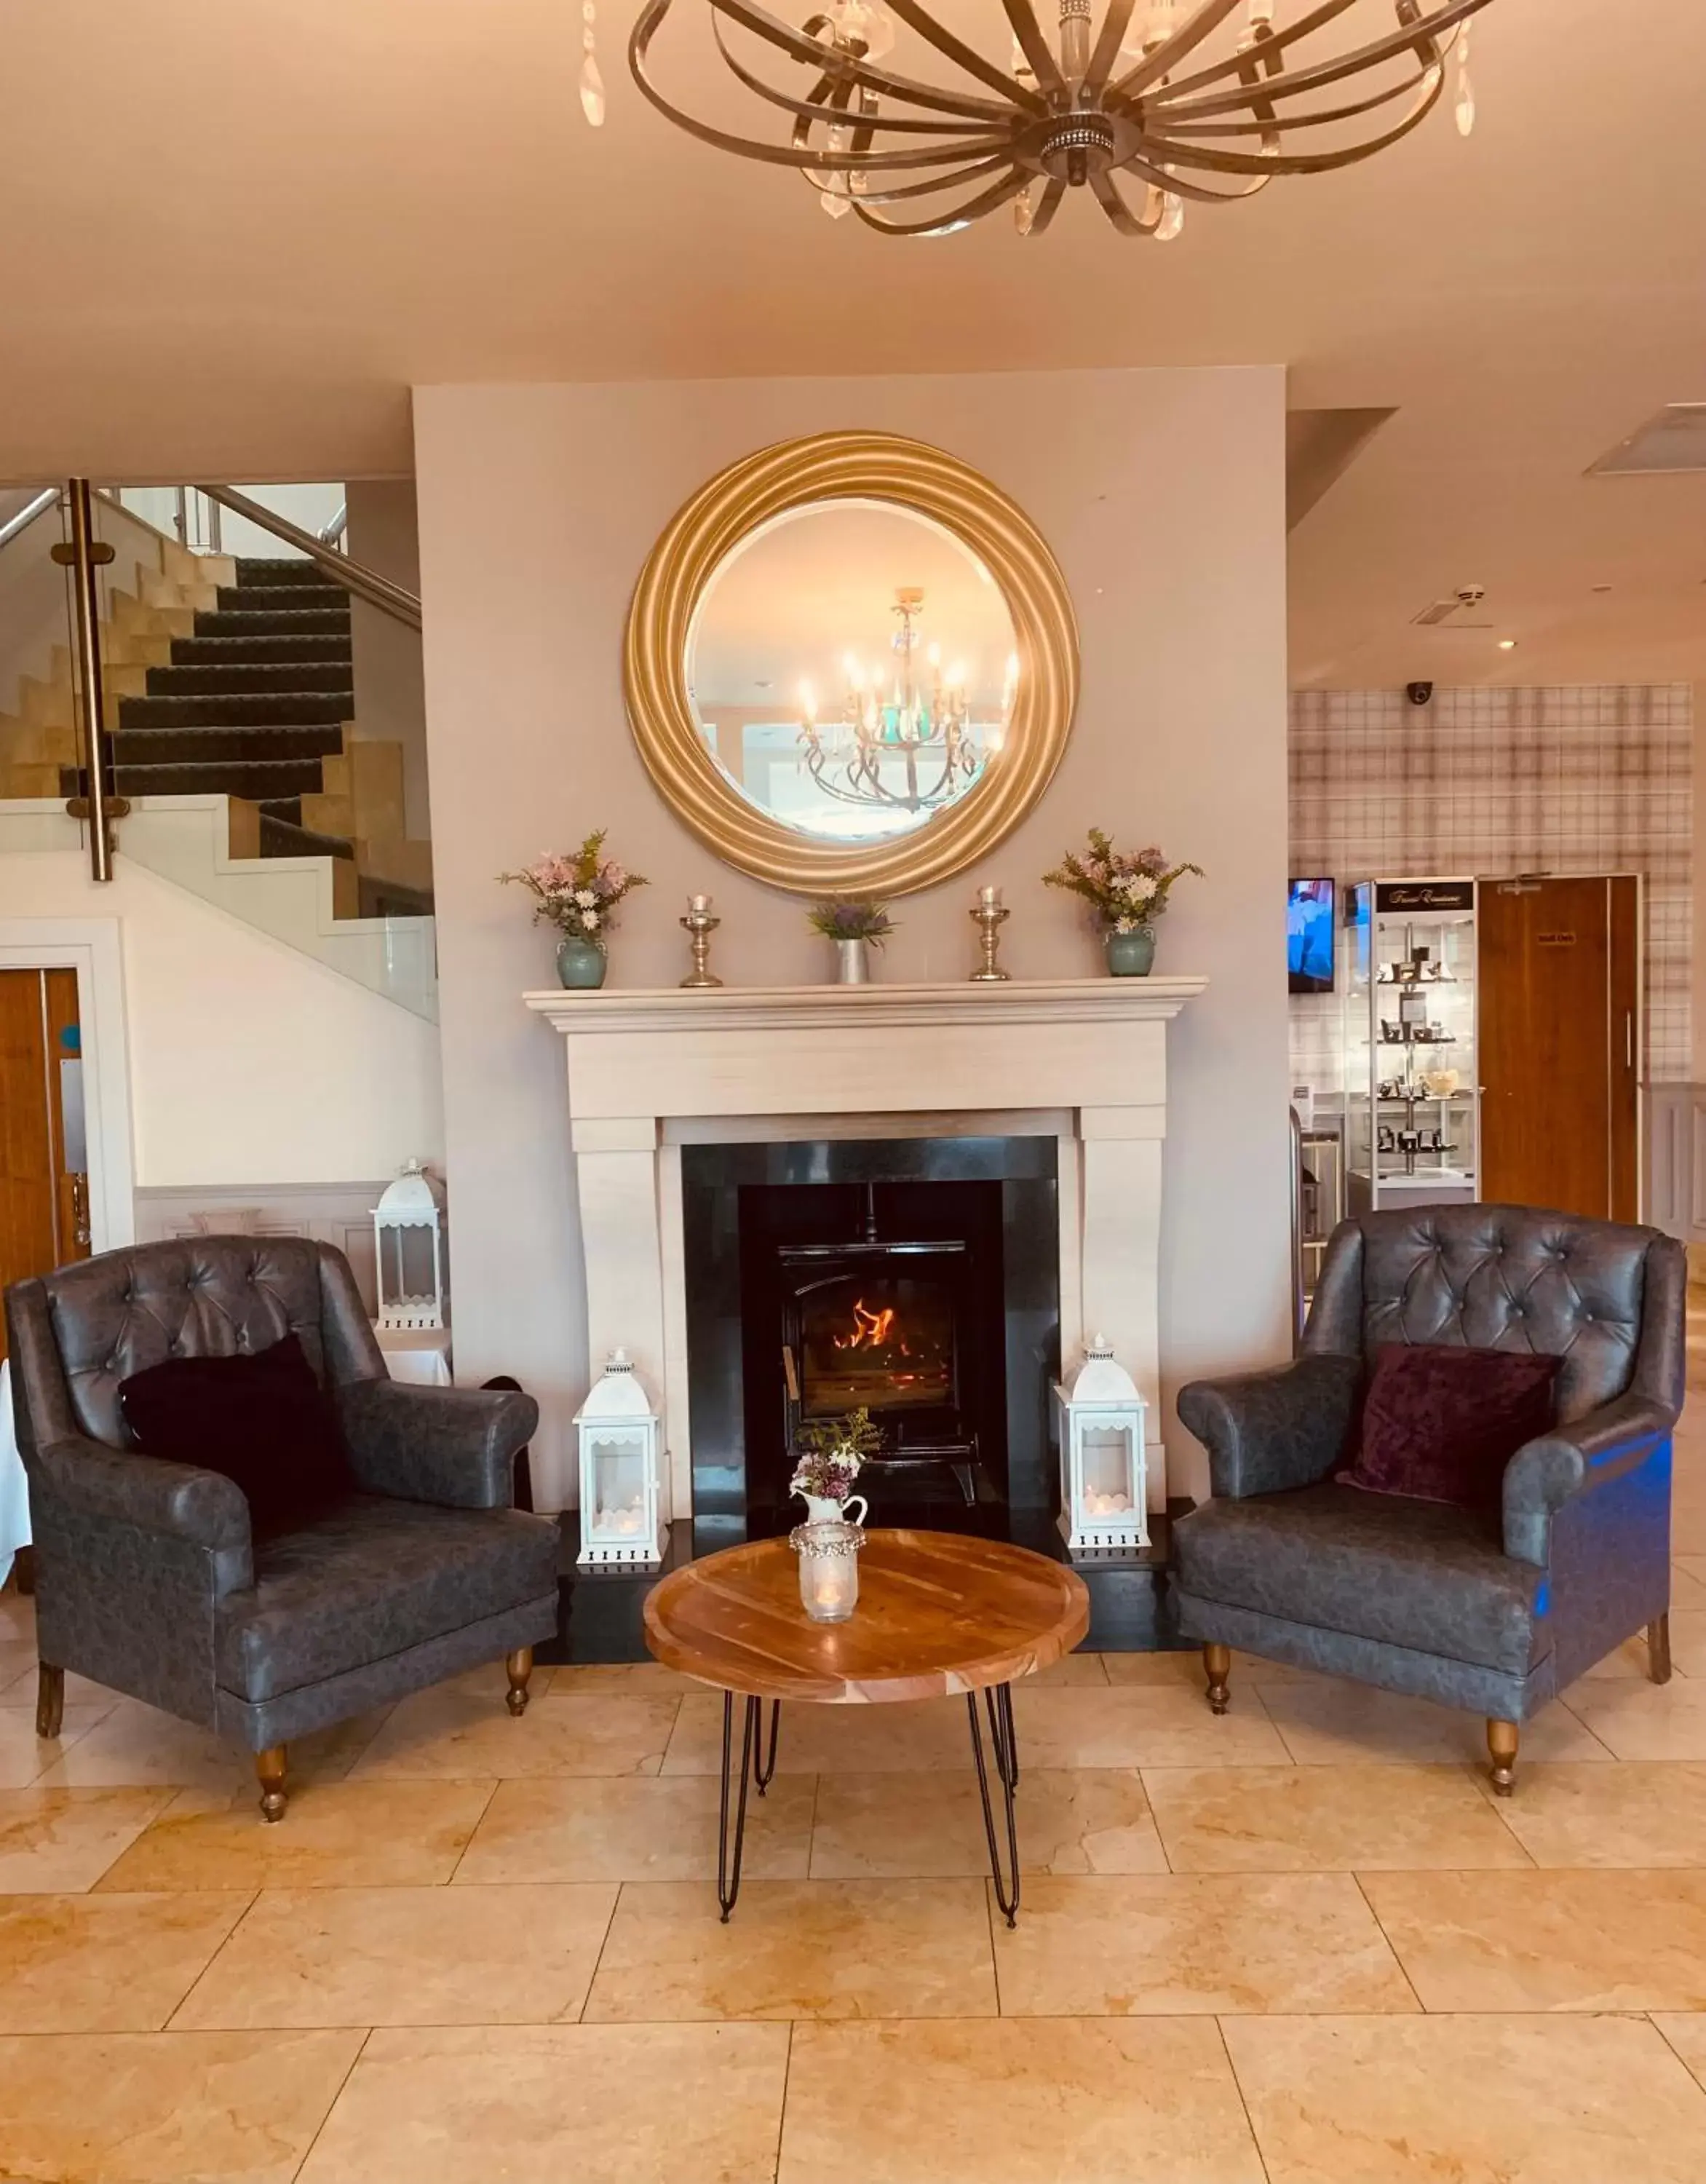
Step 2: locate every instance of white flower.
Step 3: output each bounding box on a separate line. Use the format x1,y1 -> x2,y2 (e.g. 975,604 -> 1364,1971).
574,889 -> 597,908
1129,874 -> 1159,903
1114,916 -> 1135,934
582,907 -> 600,930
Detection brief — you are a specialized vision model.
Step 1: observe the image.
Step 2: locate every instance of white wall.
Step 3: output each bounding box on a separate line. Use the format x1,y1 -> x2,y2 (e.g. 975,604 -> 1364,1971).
0,850 -> 443,1188
414,369 -> 1292,1508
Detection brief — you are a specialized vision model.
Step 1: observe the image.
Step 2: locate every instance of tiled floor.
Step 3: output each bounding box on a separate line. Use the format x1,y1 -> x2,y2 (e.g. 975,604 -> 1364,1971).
5,1373 -> 1706,2181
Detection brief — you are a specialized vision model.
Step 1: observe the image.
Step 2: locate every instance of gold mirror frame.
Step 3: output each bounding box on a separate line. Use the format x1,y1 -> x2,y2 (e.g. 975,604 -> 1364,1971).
624,431 -> 1079,897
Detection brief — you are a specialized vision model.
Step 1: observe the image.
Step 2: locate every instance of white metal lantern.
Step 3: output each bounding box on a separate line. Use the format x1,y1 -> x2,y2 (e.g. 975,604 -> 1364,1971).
1054,1333 -> 1149,1554
574,1348 -> 667,1567
371,1158 -> 445,1331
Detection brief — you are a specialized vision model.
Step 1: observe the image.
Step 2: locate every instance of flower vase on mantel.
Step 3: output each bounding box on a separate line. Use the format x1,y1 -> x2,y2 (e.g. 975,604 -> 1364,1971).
808,898 -> 895,986
836,937 -> 868,986
556,936 -> 607,989
1043,828 -> 1203,983
1104,927 -> 1156,978
501,828 -> 648,996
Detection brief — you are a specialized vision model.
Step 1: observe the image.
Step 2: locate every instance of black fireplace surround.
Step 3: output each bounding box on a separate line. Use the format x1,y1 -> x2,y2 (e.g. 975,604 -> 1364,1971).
683,1136 -> 1060,1546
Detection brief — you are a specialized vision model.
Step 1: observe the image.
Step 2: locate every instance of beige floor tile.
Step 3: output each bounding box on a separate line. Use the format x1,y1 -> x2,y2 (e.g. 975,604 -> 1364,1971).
1025,1648 -> 1111,1687
0,1785 -> 175,1891
1562,1631 -> 1665,1682
351,1688 -> 679,1779
1143,1762 -> 1531,1872
1491,1762 -> 1706,1867
0,2027 -> 363,2184
584,1876 -> 996,2022
1363,1867 -> 1706,2010
32,1699 -> 383,1794
174,1881 -> 618,2029
992,1871 -> 1417,2017
663,1692 -> 967,1776
781,2017 -> 1266,2183
298,2022 -> 789,2184
1655,2014 -> 1706,2092
1100,1649 -> 1202,1686
1010,1684 -> 1293,1768
0,1891 -> 249,2032
1669,1609 -> 1706,1676
1564,1677 -> 1706,1760
0,1588 -> 35,1643
0,1703 -> 108,1786
1223,2013 -> 1706,2184
550,1659 -> 702,1695
809,1768 -> 1167,1878
1675,1556 -> 1706,1606
98,1778 -> 497,1891
1255,1679 -> 1611,1766
454,1772 -> 814,1884
0,1653 -> 114,1708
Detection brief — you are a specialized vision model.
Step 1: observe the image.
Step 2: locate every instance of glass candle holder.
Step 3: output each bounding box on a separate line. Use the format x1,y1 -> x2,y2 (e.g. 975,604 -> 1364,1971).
790,1520 -> 865,1623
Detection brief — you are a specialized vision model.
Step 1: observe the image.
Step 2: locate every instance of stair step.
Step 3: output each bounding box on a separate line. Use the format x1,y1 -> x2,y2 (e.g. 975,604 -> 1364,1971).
234,557 -> 336,589
63,757 -> 328,799
361,874 -> 435,919
258,796 -> 304,826
119,690 -> 350,731
259,812 -> 356,862
145,662 -> 354,698
193,609 -> 352,638
110,724 -> 346,766
215,583 -> 349,616
170,633 -> 352,667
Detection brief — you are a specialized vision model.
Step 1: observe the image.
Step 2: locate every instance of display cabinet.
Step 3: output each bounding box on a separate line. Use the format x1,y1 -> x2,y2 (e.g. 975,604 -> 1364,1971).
1346,878 -> 1480,1214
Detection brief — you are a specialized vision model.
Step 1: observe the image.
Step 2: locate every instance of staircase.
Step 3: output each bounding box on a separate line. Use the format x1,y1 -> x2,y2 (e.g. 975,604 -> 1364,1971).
59,558 -> 430,917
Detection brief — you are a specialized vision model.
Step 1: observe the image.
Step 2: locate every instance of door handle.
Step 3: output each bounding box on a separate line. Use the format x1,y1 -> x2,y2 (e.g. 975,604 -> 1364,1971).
69,1172 -> 90,1248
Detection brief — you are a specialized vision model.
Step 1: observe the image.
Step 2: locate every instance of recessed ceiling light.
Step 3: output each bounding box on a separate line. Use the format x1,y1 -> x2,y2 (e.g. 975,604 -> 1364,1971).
1498,638 -> 1517,650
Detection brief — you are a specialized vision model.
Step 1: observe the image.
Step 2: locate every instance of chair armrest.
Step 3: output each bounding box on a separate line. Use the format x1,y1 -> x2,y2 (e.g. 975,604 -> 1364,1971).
336,1379 -> 540,1510
1176,1353 -> 1362,1500
33,1434 -> 252,1553
1502,1394 -> 1675,1566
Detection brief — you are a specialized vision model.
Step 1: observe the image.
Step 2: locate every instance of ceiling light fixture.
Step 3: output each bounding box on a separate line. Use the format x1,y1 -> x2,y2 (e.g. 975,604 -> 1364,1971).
603,0 -> 1494,239
1497,638 -> 1517,649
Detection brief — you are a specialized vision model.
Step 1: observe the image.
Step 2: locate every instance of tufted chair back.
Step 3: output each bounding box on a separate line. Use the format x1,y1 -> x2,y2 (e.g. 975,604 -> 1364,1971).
1304,1204 -> 1684,1426
11,1237 -> 384,1455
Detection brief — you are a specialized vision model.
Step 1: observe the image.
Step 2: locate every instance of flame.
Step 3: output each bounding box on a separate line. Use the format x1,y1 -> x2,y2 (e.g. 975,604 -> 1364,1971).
834,1299 -> 897,1352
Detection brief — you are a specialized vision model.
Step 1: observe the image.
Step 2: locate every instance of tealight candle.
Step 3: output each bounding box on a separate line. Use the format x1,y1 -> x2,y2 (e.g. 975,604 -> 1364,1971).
689,893 -> 713,914
978,884 -> 1002,909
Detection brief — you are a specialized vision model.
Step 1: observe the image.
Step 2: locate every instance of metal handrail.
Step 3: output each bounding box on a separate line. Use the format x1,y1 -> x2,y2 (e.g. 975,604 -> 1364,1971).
0,486 -> 60,551
194,483 -> 421,630
318,502 -> 349,548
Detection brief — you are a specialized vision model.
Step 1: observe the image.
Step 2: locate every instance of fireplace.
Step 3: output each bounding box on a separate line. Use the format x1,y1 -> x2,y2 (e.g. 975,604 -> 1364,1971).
686,1136 -> 1059,1543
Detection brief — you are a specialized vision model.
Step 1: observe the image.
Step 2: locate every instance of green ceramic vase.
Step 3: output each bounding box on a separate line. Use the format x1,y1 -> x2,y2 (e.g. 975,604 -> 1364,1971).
1104,927 -> 1156,978
556,935 -> 608,989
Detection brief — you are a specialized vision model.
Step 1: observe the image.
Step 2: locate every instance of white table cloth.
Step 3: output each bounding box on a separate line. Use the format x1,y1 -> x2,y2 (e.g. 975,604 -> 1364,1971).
0,1360 -> 31,1594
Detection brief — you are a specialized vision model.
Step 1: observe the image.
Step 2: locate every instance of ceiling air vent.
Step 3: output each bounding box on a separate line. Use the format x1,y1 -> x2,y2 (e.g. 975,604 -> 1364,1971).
1411,585 -> 1493,630
1588,405 -> 1706,477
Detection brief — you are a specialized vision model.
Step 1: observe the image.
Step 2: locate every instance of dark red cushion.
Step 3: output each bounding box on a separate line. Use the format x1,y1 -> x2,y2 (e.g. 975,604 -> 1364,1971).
119,1332 -> 354,1537
1338,1342 -> 1560,1512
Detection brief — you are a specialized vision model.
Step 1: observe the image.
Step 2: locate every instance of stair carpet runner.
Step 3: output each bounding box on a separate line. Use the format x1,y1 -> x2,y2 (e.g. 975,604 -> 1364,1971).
63,558 -> 372,874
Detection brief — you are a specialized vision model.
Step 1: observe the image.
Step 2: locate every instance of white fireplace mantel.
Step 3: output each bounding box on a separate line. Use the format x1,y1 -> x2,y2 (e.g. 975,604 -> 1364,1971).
527,978 -> 1207,1516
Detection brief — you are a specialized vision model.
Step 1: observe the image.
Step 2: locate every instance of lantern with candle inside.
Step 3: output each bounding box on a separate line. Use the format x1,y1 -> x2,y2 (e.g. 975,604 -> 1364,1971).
1054,1334 -> 1150,1554
574,1349 -> 668,1567
370,1159 -> 445,1332
790,1519 -> 865,1622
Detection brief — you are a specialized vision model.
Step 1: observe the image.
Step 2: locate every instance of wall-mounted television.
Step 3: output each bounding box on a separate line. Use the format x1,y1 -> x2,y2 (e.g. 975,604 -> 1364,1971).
1288,878 -> 1336,994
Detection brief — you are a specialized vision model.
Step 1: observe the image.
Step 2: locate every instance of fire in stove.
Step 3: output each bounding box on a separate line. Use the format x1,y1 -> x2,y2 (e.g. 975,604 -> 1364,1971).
803,1280 -> 953,1415
836,1299 -> 898,1353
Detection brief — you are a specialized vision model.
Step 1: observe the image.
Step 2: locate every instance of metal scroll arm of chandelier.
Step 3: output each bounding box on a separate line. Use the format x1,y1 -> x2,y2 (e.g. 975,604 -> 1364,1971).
598,0 -> 1493,240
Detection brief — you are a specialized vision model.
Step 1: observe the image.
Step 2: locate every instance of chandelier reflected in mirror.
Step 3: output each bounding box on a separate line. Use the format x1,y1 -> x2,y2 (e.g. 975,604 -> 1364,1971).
798,586 -> 1017,816
603,0 -> 1492,239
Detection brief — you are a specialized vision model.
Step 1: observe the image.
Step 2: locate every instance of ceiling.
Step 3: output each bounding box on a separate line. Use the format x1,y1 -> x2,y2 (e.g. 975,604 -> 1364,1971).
2,0 -> 1702,687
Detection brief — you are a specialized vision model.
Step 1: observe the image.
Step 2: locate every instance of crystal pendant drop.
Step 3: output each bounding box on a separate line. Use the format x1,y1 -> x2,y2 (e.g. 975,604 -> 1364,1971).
1453,24 -> 1475,138
1156,190 -> 1186,242
1014,181 -> 1037,237
579,49 -> 606,127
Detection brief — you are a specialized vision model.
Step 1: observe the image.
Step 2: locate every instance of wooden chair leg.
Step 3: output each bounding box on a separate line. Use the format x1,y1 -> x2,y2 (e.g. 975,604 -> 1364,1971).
1203,1642 -> 1232,1716
255,1746 -> 289,1823
505,1646 -> 535,1717
1486,1718 -> 1519,1798
1647,1615 -> 1673,1685
36,1662 -> 64,1740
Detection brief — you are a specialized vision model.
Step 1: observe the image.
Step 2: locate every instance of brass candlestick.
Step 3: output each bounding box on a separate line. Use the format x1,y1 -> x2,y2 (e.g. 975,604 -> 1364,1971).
969,894 -> 1010,982
680,898 -> 723,989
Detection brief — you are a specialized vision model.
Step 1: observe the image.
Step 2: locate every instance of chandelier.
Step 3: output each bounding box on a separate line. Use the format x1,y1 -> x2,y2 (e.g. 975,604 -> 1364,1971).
796,587 -> 1016,814
587,1 -> 1491,239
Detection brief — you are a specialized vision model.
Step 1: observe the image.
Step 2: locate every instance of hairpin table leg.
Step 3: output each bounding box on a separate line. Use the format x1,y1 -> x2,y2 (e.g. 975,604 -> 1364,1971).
753,1699 -> 781,1793
968,1682 -> 1020,1927
717,1690 -> 757,1921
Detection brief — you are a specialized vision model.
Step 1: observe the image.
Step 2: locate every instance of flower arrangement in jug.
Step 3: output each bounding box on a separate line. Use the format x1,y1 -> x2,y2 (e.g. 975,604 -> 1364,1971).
789,1406 -> 881,1508
805,898 -> 896,948
1043,828 -> 1202,935
501,829 -> 647,946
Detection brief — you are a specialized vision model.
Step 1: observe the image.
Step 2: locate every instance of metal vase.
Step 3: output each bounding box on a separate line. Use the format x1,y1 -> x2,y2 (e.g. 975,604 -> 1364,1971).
835,937 -> 870,986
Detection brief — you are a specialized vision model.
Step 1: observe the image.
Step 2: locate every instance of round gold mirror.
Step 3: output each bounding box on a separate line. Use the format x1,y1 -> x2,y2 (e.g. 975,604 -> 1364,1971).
624,432 -> 1079,896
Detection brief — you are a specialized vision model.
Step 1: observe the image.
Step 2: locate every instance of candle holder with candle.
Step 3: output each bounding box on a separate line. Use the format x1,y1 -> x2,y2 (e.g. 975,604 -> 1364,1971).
790,1519 -> 865,1622
680,895 -> 723,989
969,884 -> 1009,982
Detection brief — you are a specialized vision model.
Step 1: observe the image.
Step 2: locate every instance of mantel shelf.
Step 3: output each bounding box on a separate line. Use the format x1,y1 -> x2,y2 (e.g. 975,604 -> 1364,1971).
524,976 -> 1208,1038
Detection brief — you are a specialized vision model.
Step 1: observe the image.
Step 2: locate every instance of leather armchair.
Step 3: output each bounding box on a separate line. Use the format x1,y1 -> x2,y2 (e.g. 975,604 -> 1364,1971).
1174,1204 -> 1686,1794
5,1237 -> 560,1819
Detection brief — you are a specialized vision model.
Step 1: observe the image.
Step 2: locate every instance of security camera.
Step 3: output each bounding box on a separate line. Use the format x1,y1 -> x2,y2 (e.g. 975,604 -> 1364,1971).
1405,681 -> 1435,707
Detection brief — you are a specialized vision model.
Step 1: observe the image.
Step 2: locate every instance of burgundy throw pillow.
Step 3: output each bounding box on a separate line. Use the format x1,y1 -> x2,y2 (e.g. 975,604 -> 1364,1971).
119,1331 -> 354,1536
1338,1342 -> 1560,1513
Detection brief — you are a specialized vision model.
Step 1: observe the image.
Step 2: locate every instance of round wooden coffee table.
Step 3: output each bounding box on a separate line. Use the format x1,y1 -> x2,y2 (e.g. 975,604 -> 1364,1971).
643,1528 -> 1090,1924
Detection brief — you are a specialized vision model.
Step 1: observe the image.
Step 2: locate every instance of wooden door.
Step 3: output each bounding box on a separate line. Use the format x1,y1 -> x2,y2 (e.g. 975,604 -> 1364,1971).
0,967 -> 90,1358
1479,877 -> 1641,1222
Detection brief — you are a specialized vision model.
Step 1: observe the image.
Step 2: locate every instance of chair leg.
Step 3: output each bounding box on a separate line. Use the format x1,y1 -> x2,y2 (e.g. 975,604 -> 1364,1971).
36,1662 -> 64,1740
505,1646 -> 534,1717
1203,1643 -> 1232,1716
1647,1615 -> 1673,1686
1486,1718 -> 1519,1798
255,1746 -> 289,1823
